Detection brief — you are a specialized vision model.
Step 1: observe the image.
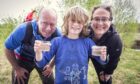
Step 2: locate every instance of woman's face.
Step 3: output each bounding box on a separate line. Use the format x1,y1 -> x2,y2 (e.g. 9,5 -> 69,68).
91,8 -> 111,36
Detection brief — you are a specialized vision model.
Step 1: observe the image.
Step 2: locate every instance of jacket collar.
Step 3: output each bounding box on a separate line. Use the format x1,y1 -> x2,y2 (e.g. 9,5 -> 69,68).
89,24 -> 117,45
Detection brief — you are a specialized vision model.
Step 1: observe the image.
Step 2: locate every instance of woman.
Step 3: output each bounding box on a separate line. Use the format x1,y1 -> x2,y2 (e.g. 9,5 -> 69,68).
89,5 -> 123,84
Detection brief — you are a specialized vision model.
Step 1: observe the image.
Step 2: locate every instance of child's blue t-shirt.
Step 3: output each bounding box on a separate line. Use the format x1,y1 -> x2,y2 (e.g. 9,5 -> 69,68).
36,36 -> 95,84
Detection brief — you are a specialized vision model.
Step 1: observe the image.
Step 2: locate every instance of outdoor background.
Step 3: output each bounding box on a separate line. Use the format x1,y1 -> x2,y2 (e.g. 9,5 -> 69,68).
0,0 -> 140,84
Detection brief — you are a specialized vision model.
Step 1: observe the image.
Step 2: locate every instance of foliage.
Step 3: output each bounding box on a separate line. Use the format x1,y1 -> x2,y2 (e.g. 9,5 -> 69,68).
116,22 -> 139,48
63,0 -> 101,10
0,17 -> 19,52
113,0 -> 136,24
112,0 -> 138,48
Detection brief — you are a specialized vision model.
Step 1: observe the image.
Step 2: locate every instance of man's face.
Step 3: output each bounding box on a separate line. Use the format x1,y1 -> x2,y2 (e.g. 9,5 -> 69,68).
38,10 -> 57,38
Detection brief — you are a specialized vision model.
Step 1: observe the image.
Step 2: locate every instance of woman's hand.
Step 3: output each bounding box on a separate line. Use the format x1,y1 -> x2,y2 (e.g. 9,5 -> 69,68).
99,71 -> 112,82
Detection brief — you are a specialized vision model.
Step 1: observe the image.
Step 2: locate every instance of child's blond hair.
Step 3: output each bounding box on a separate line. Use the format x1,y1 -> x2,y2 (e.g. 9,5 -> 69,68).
62,6 -> 89,37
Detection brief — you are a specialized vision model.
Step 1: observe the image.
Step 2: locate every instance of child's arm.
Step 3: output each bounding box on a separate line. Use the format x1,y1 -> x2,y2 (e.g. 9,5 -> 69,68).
34,40 -> 43,61
34,40 -> 49,68
42,57 -> 55,77
34,38 -> 58,68
88,38 -> 108,64
91,46 -> 108,65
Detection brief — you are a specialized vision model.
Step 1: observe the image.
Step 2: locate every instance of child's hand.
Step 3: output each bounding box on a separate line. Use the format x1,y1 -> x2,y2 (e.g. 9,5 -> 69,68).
34,40 -> 51,52
100,46 -> 107,61
34,40 -> 43,61
42,64 -> 53,77
92,46 -> 107,61
34,40 -> 42,53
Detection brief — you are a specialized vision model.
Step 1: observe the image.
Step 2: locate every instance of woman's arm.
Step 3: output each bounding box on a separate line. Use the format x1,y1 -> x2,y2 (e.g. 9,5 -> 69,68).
104,34 -> 123,74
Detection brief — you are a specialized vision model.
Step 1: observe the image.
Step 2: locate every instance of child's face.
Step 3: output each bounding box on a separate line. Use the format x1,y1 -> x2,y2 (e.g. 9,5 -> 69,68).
68,19 -> 84,36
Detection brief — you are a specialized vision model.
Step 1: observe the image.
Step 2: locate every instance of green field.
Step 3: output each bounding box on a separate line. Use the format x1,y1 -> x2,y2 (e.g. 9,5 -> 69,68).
0,21 -> 140,84
0,47 -> 140,84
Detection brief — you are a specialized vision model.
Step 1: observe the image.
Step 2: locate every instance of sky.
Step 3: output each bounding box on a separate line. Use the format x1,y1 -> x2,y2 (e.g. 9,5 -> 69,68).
0,0 -> 65,25
0,0 -> 40,19
0,0 -> 140,22
133,0 -> 140,22
0,0 -> 63,20
102,0 -> 140,22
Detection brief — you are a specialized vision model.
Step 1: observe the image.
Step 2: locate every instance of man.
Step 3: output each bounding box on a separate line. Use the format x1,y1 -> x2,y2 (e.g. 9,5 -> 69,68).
4,7 -> 61,84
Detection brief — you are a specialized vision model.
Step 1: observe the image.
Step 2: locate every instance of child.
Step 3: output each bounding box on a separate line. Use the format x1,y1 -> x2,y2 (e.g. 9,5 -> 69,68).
34,6 -> 106,84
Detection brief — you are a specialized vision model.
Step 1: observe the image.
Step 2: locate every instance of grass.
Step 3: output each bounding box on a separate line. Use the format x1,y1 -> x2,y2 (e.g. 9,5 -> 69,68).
0,47 -> 140,84
88,48 -> 140,84
111,49 -> 140,84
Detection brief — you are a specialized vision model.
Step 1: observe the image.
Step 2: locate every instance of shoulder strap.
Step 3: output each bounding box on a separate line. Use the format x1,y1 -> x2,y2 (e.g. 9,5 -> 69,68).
22,22 -> 33,44
52,30 -> 57,37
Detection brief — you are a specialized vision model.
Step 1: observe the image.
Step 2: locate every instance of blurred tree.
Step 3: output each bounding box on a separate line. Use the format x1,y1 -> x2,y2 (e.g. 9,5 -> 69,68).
113,0 -> 136,24
112,0 -> 138,48
0,17 -> 18,37
63,0 -> 101,10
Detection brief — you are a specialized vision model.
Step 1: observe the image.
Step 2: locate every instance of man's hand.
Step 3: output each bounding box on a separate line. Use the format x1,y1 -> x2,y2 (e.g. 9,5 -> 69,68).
42,64 -> 53,77
15,66 -> 29,84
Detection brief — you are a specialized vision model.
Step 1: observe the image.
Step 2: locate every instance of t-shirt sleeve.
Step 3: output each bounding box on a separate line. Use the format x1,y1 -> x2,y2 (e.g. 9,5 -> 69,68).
35,52 -> 49,68
35,38 -> 59,68
45,37 -> 59,62
88,38 -> 108,65
35,37 -> 59,68
4,23 -> 26,50
86,38 -> 95,57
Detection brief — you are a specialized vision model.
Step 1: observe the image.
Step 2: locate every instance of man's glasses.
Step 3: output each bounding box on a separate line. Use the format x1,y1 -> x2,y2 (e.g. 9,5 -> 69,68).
92,17 -> 111,23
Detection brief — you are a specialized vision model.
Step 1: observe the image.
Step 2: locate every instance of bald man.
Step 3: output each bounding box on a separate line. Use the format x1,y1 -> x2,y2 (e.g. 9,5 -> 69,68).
4,7 -> 61,84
